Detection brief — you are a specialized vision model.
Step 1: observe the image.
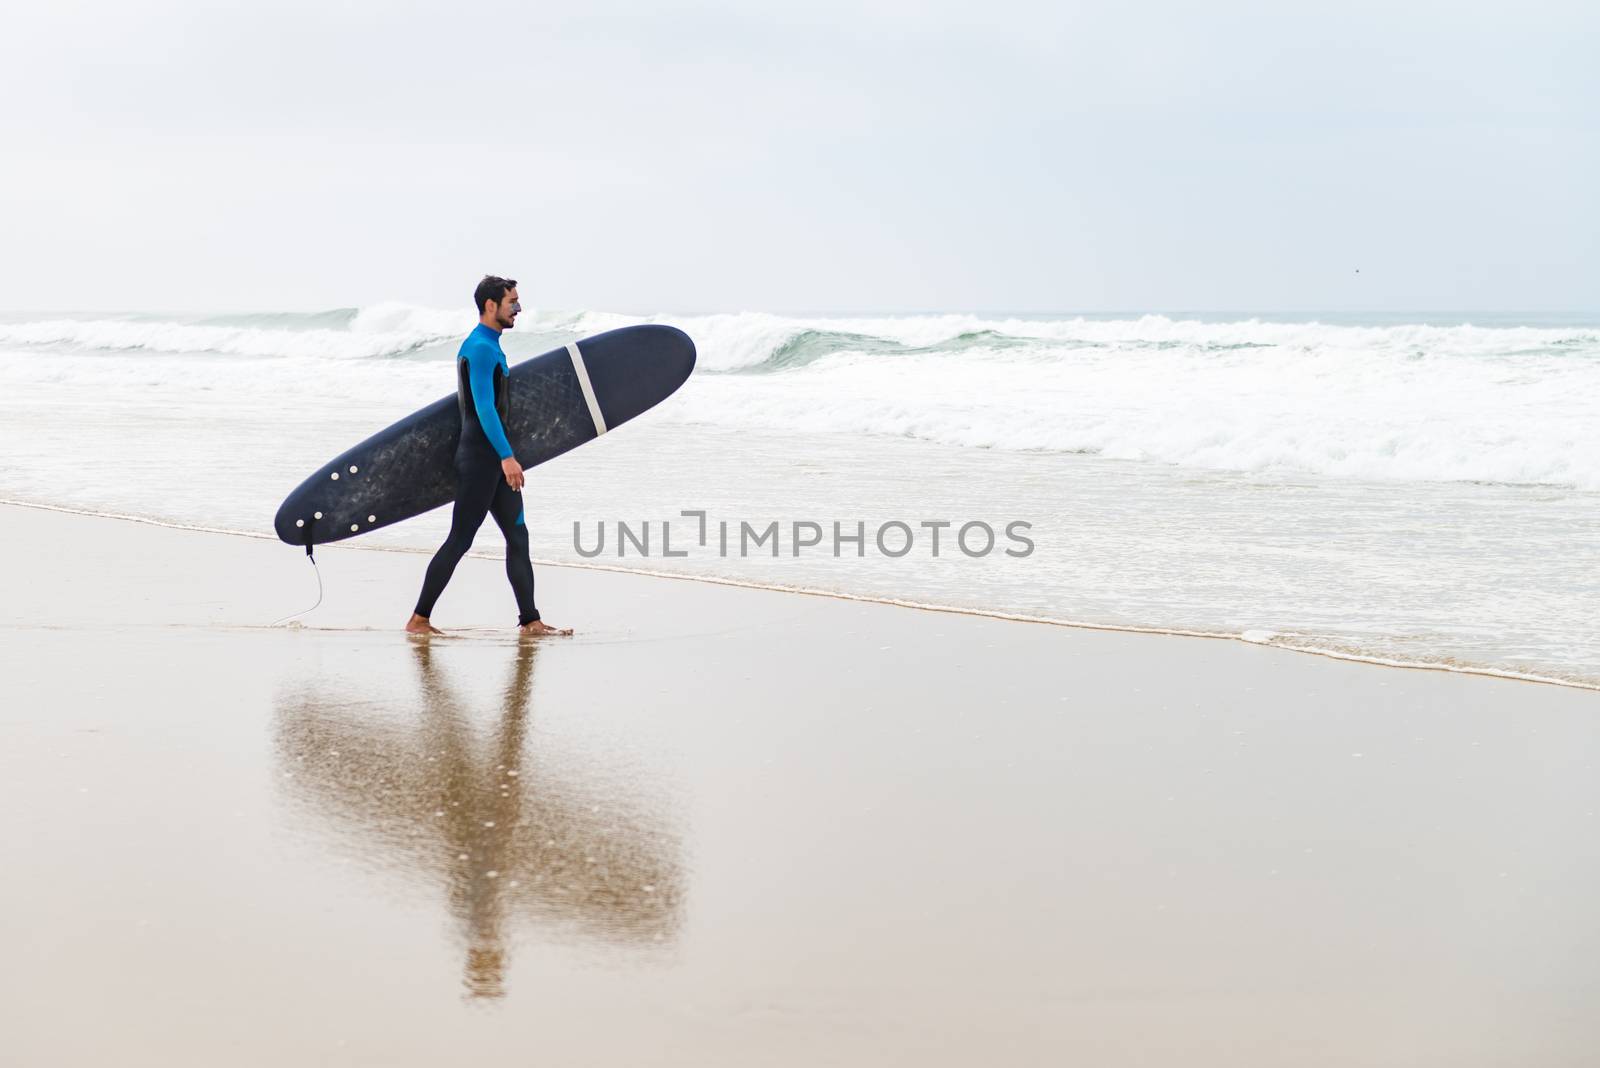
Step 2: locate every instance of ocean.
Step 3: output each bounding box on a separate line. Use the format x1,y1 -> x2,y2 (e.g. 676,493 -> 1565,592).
3,305 -> 1596,687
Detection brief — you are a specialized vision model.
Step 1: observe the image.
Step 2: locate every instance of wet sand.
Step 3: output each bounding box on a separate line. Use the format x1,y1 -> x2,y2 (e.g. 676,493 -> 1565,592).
3,502 -> 1600,1066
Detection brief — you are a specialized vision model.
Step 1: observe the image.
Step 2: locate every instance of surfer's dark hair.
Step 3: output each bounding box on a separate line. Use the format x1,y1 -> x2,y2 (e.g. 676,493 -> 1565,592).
474,275 -> 518,313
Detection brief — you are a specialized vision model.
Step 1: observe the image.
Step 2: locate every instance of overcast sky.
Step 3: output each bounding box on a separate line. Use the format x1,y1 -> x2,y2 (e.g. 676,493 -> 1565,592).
2,0 -> 1594,313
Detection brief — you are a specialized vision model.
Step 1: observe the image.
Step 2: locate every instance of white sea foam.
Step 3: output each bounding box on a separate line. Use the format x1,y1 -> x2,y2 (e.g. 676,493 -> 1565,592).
0,318 -> 440,360
3,303 -> 1598,687
0,303 -> 473,360
345,301 -> 472,339
3,306 -> 1598,487
660,319 -> 1600,489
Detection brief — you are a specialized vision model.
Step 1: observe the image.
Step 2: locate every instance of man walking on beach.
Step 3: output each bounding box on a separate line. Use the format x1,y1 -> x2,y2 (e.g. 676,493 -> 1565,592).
406,276 -> 572,638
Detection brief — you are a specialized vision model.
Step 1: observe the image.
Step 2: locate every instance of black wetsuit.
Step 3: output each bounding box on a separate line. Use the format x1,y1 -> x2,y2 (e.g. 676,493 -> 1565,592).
413,323 -> 540,625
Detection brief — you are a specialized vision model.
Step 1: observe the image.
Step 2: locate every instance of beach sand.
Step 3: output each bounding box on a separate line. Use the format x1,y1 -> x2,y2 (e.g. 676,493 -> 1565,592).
3,501 -> 1599,1066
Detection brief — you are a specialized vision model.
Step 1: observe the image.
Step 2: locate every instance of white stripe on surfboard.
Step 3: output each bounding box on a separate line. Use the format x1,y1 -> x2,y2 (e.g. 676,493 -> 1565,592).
565,341 -> 608,436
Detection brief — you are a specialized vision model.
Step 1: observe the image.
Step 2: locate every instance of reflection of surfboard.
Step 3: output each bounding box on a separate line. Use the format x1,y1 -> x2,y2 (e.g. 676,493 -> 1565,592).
273,325 -> 695,549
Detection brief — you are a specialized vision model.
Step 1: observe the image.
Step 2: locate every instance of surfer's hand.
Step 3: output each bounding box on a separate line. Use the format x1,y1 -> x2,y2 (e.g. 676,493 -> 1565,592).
501,457 -> 525,492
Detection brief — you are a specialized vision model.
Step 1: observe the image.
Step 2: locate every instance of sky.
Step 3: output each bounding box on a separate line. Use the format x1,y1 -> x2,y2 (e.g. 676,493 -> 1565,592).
1,0 -> 1595,313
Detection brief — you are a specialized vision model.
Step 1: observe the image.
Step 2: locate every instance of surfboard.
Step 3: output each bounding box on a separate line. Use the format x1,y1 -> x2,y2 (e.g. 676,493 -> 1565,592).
273,324 -> 695,549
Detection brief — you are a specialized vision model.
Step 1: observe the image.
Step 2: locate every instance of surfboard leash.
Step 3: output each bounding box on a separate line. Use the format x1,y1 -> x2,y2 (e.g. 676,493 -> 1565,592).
268,515 -> 324,627
267,554 -> 324,627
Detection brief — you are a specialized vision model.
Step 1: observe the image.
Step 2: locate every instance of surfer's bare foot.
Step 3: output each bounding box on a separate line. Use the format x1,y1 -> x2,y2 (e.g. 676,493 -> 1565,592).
405,613 -> 444,636
518,620 -> 573,637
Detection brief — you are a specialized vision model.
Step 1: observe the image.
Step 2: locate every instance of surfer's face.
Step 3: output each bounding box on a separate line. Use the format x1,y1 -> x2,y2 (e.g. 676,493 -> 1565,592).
491,288 -> 520,330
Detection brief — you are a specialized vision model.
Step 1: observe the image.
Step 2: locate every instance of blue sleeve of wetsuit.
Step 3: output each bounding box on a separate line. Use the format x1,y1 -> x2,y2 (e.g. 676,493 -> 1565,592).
465,343 -> 514,460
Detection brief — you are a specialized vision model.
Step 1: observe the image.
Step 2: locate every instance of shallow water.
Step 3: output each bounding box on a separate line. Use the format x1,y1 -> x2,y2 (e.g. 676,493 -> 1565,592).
3,306 -> 1597,685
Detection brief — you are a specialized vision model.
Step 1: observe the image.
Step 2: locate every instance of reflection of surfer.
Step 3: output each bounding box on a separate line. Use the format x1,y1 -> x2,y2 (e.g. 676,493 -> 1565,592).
407,275 -> 572,638
273,642 -> 684,1000
413,640 -> 534,998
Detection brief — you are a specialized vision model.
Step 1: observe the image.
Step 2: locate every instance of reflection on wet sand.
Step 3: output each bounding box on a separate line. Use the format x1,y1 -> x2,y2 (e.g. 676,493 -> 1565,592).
274,641 -> 684,998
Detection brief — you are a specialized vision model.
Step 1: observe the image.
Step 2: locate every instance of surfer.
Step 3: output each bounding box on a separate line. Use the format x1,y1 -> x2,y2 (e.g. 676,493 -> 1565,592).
406,276 -> 573,637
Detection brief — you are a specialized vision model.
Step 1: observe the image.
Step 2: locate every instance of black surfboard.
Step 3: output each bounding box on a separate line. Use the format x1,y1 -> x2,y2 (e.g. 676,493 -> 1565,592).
274,324 -> 695,549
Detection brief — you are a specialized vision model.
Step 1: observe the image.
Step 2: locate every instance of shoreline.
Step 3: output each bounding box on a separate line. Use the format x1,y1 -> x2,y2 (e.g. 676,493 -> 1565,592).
4,493 -> 1592,693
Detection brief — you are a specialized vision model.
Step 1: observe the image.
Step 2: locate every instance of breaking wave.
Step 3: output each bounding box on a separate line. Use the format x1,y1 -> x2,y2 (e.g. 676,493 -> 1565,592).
3,304 -> 1598,488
